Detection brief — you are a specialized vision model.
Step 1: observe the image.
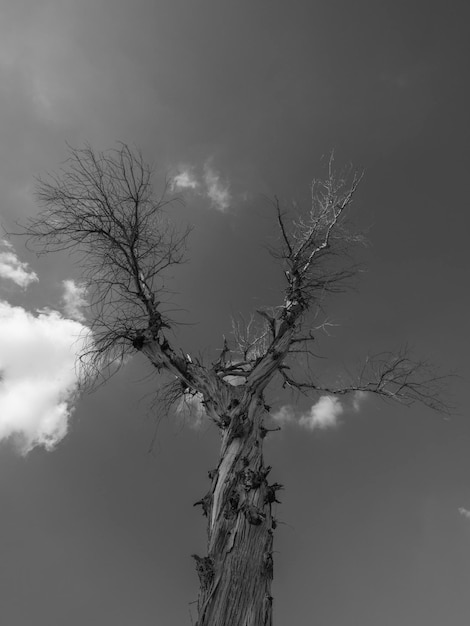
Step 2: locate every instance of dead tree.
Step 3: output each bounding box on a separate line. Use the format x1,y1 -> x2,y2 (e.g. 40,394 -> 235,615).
19,144 -> 450,626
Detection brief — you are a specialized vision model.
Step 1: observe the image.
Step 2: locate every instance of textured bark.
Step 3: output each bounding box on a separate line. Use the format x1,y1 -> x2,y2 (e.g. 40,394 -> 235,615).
138,309 -> 296,625
193,396 -> 276,626
136,297 -> 301,625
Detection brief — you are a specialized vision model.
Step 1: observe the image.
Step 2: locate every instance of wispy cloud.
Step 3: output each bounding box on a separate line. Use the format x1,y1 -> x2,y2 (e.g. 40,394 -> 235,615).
171,168 -> 199,191
62,280 -> 88,322
0,301 -> 88,454
203,163 -> 231,212
272,391 -> 367,432
0,240 -> 38,288
171,161 -> 231,212
352,390 -> 368,412
458,507 -> 470,520
271,405 -> 295,425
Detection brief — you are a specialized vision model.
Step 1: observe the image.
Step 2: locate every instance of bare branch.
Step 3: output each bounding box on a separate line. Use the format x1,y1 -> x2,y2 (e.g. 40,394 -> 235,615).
279,347 -> 454,415
274,196 -> 293,257
230,313 -> 271,363
15,143 -> 191,382
246,157 -> 366,394
11,146 -> 451,419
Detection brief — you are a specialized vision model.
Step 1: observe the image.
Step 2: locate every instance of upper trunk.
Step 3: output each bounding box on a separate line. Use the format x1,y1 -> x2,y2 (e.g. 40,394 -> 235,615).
193,395 -> 279,626
140,333 -> 289,625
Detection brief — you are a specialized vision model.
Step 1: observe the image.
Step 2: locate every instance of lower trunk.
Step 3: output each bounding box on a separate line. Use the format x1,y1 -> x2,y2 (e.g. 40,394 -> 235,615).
193,396 -> 279,626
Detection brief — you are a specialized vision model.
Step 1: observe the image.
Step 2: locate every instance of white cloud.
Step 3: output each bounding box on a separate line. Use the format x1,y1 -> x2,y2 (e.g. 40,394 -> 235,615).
272,390 -> 368,432
0,301 -> 88,454
271,405 -> 295,425
170,161 -> 231,212
171,168 -> 199,191
459,507 -> 470,520
0,240 -> 38,288
203,163 -> 231,212
299,396 -> 344,430
352,390 -> 368,412
62,279 -> 88,322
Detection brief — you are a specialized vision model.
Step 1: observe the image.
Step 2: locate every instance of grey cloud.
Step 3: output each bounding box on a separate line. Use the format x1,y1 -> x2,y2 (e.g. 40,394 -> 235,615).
0,239 -> 38,288
62,280 -> 88,322
458,508 -> 470,520
171,161 -> 231,212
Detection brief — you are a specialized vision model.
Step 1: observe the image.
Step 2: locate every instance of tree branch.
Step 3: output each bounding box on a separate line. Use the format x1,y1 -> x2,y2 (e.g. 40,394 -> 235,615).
279,348 -> 453,414
12,145 -> 452,420
16,143 -> 192,384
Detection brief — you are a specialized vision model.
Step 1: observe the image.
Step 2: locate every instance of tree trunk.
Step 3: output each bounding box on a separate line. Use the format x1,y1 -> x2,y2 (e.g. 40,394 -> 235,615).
193,395 -> 278,626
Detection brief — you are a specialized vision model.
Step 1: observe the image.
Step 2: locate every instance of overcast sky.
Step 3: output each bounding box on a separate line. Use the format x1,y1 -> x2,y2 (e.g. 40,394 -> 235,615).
0,1 -> 469,624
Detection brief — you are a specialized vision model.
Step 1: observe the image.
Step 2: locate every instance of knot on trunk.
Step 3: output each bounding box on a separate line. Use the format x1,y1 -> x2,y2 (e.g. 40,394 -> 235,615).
132,333 -> 146,350
226,414 -> 247,445
241,502 -> 266,526
265,482 -> 284,505
263,593 -> 273,623
224,490 -> 240,519
191,555 -> 214,589
219,414 -> 231,429
242,467 -> 269,491
263,551 -> 274,579
207,468 -> 218,481
219,399 -> 242,430
148,309 -> 167,334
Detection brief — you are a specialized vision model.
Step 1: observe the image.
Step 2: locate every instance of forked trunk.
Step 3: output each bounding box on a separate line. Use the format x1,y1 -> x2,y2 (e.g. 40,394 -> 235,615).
193,396 -> 278,626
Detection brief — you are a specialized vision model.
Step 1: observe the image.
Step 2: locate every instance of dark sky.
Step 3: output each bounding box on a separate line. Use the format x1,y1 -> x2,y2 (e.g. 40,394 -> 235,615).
0,1 -> 469,624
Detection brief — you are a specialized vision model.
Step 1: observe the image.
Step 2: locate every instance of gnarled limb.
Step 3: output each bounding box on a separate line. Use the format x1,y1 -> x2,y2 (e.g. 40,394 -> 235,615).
279,347 -> 453,414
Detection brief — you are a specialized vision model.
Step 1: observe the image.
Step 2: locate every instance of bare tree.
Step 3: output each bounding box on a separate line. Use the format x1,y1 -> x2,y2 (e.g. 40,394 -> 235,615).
19,144 -> 450,626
